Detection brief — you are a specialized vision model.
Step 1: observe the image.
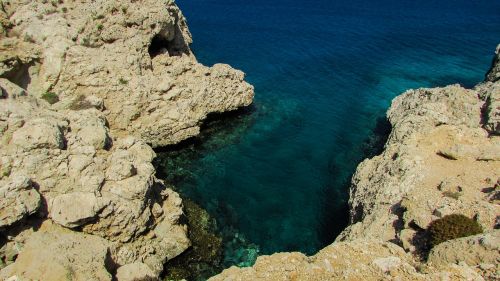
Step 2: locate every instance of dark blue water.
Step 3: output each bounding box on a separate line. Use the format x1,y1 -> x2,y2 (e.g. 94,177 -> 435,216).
158,0 -> 500,269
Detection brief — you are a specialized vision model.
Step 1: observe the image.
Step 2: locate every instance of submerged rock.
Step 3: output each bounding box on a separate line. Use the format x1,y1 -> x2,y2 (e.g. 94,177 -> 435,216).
164,199 -> 223,281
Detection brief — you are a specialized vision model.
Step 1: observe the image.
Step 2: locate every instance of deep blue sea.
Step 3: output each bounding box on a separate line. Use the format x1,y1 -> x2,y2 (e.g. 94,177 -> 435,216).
157,0 -> 500,272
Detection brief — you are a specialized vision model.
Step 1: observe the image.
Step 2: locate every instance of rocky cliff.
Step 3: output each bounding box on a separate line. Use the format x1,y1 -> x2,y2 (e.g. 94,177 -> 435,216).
0,0 -> 253,280
211,46 -> 500,280
1,0 -> 498,280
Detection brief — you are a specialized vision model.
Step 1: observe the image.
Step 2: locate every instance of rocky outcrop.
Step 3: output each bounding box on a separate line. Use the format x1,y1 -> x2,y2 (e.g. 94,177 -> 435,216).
339,83 -> 499,245
481,45 -> 500,135
0,84 -> 191,278
1,0 -> 254,147
115,262 -> 157,281
0,0 -> 253,279
211,239 -> 484,281
211,45 -> 500,280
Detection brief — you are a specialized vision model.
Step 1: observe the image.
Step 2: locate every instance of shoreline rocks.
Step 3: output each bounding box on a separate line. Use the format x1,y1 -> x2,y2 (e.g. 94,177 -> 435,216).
0,0 -> 498,279
0,0 -> 254,279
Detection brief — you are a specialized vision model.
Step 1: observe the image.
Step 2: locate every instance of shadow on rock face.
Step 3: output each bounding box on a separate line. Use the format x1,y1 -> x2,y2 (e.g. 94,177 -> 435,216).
361,117 -> 392,159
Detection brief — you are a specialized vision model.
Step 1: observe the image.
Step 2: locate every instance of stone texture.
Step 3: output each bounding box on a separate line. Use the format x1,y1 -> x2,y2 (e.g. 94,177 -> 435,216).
0,90 -> 189,277
480,45 -> 500,135
0,0 -> 252,279
116,263 -> 157,281
0,0 -> 497,279
1,0 -> 254,148
428,230 -> 500,269
210,239 -> 483,281
50,192 -> 104,228
0,221 -> 112,281
0,175 -> 41,228
482,84 -> 500,135
338,82 -> 499,244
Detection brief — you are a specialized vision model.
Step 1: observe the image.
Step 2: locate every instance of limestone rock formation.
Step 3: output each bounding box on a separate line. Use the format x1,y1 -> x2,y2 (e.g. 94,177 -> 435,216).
339,83 -> 499,244
0,0 -> 253,279
0,221 -> 112,281
210,45 -> 500,280
211,239 -> 484,281
427,230 -> 499,278
481,45 -> 500,135
116,262 -> 157,281
1,0 -> 254,147
1,0 -> 497,278
0,175 -> 41,228
0,84 -> 190,278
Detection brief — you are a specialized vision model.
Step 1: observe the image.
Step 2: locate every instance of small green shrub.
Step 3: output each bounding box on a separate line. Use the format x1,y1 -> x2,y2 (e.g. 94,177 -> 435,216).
427,214 -> 483,247
41,91 -> 59,104
118,78 -> 128,85
96,23 -> 103,31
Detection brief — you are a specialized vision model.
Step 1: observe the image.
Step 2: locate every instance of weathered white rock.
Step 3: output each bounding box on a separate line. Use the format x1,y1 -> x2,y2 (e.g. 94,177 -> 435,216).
428,230 -> 500,268
50,192 -> 104,228
0,175 -> 41,228
2,0 -> 253,148
116,263 -> 157,281
0,0 -> 253,278
0,94 -> 189,277
338,81 -> 499,244
11,118 -> 65,150
1,0 -> 495,279
0,221 -> 112,281
0,78 -> 25,99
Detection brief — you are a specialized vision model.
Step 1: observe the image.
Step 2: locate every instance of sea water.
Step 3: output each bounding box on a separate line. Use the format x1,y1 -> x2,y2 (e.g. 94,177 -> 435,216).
155,0 -> 500,272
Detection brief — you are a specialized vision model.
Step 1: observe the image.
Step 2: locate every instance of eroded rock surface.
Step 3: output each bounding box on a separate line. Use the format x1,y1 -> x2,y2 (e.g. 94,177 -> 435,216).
1,0 -> 253,279
0,86 -> 190,278
0,221 -> 112,281
1,0 -> 254,147
0,175 -> 40,228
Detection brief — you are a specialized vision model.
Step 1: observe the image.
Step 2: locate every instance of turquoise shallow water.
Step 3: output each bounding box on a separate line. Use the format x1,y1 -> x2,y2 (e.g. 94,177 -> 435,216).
155,0 -> 500,271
